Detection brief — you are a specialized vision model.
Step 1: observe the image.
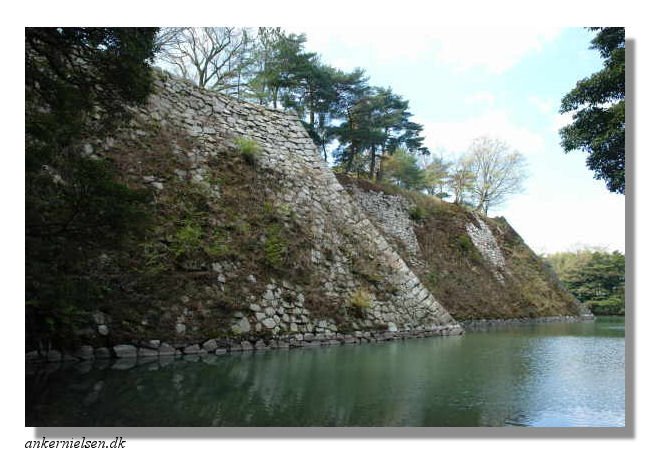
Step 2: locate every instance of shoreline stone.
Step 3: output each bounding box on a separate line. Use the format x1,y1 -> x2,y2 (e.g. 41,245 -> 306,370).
113,345 -> 137,358
26,323 -> 471,363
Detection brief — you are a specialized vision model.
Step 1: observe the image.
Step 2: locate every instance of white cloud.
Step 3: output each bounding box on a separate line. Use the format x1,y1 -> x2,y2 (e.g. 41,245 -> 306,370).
552,111 -> 574,133
465,91 -> 496,106
418,110 -> 545,157
296,27 -> 561,74
529,95 -> 555,114
430,27 -> 561,74
295,27 -> 434,67
502,192 -> 625,254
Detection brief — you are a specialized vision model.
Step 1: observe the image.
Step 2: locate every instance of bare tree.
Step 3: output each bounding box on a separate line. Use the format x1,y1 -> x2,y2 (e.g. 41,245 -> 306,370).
448,157 -> 476,205
466,136 -> 527,215
156,27 -> 255,96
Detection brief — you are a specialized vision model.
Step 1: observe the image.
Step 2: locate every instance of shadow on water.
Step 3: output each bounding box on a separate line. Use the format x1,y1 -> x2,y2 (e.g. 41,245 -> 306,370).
26,318 -> 625,427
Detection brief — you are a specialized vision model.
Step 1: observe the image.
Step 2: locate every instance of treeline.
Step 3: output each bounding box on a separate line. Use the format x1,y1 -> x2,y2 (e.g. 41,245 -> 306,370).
156,27 -> 428,181
382,136 -> 526,215
545,249 -> 625,315
156,28 -> 527,215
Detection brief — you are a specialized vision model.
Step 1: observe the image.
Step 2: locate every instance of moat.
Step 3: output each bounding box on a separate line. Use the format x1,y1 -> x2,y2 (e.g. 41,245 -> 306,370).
26,317 -> 625,427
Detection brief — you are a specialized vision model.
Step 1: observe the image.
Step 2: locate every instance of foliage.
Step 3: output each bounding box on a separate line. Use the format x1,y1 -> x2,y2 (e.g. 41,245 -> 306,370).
422,154 -> 452,197
204,228 -> 232,258
333,84 -> 429,179
234,136 -> 262,165
25,27 -> 158,348
264,224 -> 288,269
409,205 -> 426,222
559,27 -> 625,194
448,158 -> 476,205
348,289 -> 372,316
455,234 -> 476,257
382,148 -> 425,189
171,221 -> 203,258
545,249 -> 625,315
425,271 -> 437,288
590,299 -> 625,316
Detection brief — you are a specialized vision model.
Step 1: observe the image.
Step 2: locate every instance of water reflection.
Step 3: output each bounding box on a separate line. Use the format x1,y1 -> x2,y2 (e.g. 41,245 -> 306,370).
26,318 -> 625,427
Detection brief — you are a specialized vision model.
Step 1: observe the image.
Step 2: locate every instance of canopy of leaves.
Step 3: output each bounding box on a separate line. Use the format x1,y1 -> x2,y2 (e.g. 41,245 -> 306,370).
155,28 -> 429,173
382,148 -> 425,190
545,249 -> 625,315
26,27 -> 157,348
421,155 -> 452,197
559,27 -> 625,194
333,84 -> 428,179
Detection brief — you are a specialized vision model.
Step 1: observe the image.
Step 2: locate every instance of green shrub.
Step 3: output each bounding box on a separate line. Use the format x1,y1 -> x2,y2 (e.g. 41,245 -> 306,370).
171,221 -> 202,257
349,288 -> 372,312
276,202 -> 294,219
234,137 -> 261,166
425,271 -> 437,288
455,233 -> 473,253
234,220 -> 251,235
588,297 -> 625,315
204,228 -> 231,258
409,205 -> 426,222
264,225 -> 287,269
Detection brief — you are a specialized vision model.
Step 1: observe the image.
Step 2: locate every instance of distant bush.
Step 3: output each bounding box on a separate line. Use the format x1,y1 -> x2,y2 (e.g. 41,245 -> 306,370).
588,298 -> 625,316
545,248 -> 625,315
234,137 -> 261,165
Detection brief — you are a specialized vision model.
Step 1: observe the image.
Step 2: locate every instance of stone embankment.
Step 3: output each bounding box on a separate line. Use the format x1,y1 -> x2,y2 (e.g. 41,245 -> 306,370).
27,71 -> 465,363
26,71 -> 594,364
26,325 -> 463,363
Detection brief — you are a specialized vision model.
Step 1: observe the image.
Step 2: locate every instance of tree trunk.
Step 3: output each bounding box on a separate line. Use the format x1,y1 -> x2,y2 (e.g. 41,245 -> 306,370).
345,145 -> 356,173
369,145 -> 377,180
377,154 -> 385,182
309,97 -> 315,129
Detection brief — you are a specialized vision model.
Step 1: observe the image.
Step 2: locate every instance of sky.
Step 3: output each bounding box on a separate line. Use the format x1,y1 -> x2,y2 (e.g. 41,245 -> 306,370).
288,26 -> 626,255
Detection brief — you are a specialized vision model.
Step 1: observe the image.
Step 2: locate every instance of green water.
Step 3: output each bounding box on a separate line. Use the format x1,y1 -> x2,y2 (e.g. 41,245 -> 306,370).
26,317 -> 625,427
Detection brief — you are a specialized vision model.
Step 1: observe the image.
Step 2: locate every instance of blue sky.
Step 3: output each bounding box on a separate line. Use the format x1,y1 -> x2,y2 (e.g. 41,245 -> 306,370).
290,26 -> 626,254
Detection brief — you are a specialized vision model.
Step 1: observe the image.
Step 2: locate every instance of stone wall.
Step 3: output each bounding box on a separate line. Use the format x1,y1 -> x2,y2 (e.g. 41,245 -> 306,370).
465,214 -> 508,282
341,180 -> 594,322
346,185 -> 424,267
27,72 -> 464,362
346,186 -> 509,284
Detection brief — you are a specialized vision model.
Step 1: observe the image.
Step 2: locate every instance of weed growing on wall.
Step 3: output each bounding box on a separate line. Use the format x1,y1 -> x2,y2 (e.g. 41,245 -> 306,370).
234,136 -> 261,166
